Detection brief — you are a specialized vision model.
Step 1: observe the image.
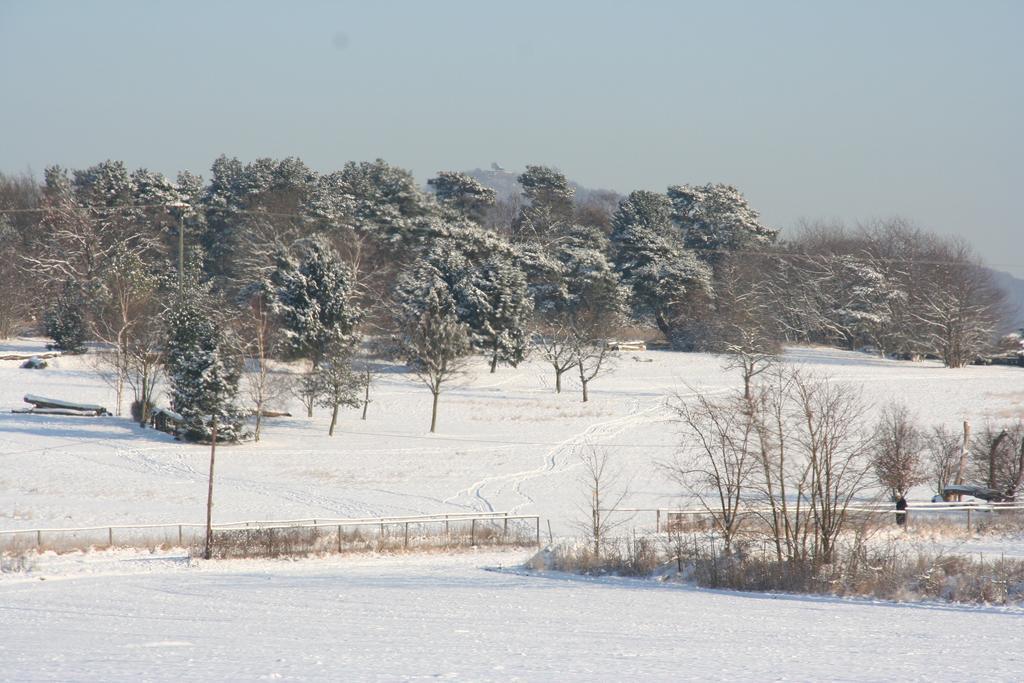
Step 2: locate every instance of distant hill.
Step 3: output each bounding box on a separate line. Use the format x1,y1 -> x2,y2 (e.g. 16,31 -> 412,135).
464,165 -> 621,205
992,269 -> 1024,331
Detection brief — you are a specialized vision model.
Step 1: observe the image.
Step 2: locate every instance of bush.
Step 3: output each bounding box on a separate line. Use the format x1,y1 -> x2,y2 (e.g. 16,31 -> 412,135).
130,399 -> 155,424
44,279 -> 88,353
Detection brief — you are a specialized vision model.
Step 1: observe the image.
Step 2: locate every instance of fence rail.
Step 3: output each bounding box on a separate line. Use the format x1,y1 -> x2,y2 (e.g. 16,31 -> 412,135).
601,502 -> 1024,533
0,511 -> 542,554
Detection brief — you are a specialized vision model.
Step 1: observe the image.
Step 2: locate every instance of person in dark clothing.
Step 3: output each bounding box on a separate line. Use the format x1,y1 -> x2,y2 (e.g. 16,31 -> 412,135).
895,496 -> 908,527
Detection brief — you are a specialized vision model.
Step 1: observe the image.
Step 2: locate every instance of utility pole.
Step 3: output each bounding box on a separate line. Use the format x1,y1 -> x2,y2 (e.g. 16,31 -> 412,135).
167,200 -> 188,293
204,416 -> 219,560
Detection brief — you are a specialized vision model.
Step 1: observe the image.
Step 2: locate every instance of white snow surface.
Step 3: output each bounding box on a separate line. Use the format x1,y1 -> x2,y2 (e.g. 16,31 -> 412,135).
4,339 -> 1024,680
2,338 -> 1022,535
2,549 -> 1023,681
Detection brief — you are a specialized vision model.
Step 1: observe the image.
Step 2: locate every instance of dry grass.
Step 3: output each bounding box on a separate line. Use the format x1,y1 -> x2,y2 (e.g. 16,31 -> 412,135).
199,520 -> 537,559
541,528 -> 1024,606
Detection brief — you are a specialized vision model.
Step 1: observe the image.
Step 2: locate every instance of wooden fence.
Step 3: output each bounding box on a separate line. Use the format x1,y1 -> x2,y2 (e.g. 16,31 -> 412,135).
0,511 -> 542,555
602,502 -> 1024,533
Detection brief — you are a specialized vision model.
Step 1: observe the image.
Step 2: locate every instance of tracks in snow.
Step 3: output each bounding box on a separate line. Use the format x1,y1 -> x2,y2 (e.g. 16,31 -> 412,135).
443,398 -> 669,514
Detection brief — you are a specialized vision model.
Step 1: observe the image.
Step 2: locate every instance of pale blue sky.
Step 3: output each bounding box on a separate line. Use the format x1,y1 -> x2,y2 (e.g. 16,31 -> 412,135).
1,1 -> 1021,273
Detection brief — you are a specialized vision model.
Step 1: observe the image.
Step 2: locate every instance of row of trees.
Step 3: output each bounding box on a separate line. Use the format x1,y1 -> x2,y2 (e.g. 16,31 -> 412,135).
0,157 -> 1011,440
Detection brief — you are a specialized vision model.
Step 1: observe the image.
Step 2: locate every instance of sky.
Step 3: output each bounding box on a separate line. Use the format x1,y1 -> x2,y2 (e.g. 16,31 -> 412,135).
1,0 -> 1022,274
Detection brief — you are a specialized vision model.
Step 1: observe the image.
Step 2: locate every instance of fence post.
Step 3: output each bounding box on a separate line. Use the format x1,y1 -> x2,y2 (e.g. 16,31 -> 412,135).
338,525 -> 343,553
503,514 -> 508,539
36,530 -> 41,548
471,519 -> 476,546
536,517 -> 541,547
178,525 -> 183,547
967,509 -> 972,532
108,527 -> 113,547
445,515 -> 449,545
656,509 -> 661,533
404,522 -> 409,549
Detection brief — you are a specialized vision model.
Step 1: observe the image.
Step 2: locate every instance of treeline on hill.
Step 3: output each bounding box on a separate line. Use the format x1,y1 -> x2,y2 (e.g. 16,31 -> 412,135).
0,158 -> 1008,441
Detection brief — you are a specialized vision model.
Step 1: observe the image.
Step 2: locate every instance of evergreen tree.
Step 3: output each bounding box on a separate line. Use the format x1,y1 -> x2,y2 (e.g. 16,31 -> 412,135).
393,261 -> 472,432
467,255 -> 534,372
427,171 -> 496,222
164,279 -> 245,442
610,191 -> 710,338
532,224 -> 627,393
267,236 -> 361,367
667,183 -> 776,265
310,345 -> 364,436
514,165 -> 575,239
45,278 -> 88,353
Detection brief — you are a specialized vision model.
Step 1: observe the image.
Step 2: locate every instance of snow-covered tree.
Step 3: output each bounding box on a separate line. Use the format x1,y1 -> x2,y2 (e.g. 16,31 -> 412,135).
466,255 -> 533,372
164,278 -> 245,442
45,278 -> 88,353
916,241 -> 1003,368
427,171 -> 496,222
267,236 -> 361,367
610,191 -> 710,339
668,183 -> 776,265
310,345 -> 364,436
514,165 -> 575,239
393,261 -> 472,432
201,155 -> 319,290
532,224 -> 626,396
326,158 -> 430,243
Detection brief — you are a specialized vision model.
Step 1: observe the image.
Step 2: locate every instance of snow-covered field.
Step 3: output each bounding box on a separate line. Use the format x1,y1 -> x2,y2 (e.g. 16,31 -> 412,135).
2,338 -> 1022,534
2,549 -> 1023,681
3,338 -> 1024,680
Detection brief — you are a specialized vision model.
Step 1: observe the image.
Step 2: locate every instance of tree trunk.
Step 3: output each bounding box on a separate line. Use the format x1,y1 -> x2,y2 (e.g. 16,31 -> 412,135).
430,389 -> 440,433
654,309 -> 672,340
490,342 -> 499,373
989,430 -> 1009,489
1012,439 -> 1024,498
329,403 -> 339,436
579,363 -> 588,403
361,371 -> 370,420
554,367 -> 563,393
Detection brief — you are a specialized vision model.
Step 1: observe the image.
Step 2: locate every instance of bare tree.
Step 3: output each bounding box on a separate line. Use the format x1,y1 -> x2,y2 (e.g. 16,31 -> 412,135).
871,403 -> 927,500
925,425 -> 963,497
915,239 -> 1004,368
664,391 -> 760,554
749,368 -> 813,564
90,246 -> 160,415
238,296 -> 290,441
712,256 -> 781,399
125,340 -> 164,426
570,331 -> 615,403
790,372 -> 874,564
532,321 -> 577,394
293,364 -> 319,419
574,444 -> 630,560
970,422 -> 1024,497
